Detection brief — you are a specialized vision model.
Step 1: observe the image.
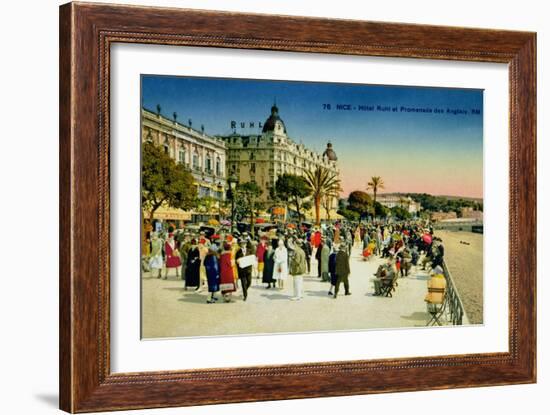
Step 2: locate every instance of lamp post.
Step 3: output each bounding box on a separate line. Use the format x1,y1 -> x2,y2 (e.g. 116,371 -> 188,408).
228,173 -> 238,234
216,182 -> 223,220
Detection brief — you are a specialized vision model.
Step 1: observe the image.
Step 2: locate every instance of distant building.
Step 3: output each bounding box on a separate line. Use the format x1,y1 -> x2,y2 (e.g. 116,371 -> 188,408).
218,104 -> 340,205
377,194 -> 421,214
431,211 -> 458,222
460,207 -> 483,220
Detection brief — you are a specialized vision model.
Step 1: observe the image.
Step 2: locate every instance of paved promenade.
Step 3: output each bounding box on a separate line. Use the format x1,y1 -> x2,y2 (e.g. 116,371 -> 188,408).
142,245 -> 434,338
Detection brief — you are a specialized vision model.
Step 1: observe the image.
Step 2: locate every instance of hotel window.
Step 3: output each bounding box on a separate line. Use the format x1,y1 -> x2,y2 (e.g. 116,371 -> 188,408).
193,151 -> 199,169
163,137 -> 169,154
206,154 -> 212,172
216,157 -> 221,176
145,129 -> 153,143
178,148 -> 186,164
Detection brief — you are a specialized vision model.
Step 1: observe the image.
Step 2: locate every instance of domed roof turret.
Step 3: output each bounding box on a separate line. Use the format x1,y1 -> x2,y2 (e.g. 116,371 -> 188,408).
323,142 -> 338,161
262,104 -> 287,133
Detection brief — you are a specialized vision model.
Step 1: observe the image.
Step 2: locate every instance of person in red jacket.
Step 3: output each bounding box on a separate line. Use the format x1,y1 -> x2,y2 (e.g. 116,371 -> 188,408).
219,242 -> 236,302
256,236 -> 268,281
312,229 -> 322,248
164,233 -> 181,279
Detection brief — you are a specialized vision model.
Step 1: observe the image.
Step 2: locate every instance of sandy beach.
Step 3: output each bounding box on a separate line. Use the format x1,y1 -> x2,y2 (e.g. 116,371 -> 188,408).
434,230 -> 483,324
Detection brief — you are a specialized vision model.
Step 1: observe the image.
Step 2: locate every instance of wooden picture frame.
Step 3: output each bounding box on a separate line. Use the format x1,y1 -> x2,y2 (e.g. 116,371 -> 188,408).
59,2 -> 536,412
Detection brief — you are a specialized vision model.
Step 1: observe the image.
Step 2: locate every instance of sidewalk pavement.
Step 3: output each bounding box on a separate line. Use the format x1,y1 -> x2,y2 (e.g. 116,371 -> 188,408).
142,245 -> 434,338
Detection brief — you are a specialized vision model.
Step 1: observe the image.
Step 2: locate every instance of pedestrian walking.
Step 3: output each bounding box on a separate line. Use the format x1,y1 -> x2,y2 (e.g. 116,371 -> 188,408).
197,238 -> 208,291
236,239 -> 253,301
273,239 -> 288,289
328,248 -> 337,296
256,236 -> 268,281
204,247 -> 220,303
320,241 -> 330,282
219,242 -> 236,302
301,237 -> 312,275
315,238 -> 324,278
289,240 -> 307,300
262,239 -> 276,288
178,233 -> 191,281
148,232 -> 163,278
164,233 -> 181,279
334,244 -> 351,298
185,239 -> 201,290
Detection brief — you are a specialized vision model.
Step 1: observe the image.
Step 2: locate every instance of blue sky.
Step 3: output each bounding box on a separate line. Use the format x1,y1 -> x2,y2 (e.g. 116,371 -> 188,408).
142,75 -> 483,198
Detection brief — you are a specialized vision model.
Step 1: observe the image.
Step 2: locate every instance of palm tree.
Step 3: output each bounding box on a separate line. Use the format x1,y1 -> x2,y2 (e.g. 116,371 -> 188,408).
304,166 -> 342,226
366,176 -> 385,205
321,190 -> 340,222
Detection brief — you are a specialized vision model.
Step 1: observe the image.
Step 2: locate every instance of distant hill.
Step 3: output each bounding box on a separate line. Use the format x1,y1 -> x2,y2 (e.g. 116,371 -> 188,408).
377,192 -> 482,203
400,193 -> 483,213
436,195 -> 483,203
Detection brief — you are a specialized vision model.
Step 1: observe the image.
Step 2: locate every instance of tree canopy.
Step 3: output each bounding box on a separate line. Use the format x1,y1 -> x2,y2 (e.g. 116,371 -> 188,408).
390,205 -> 412,220
405,193 -> 483,215
347,190 -> 373,218
236,181 -> 263,237
337,207 -> 360,221
274,173 -> 312,221
141,141 -> 197,221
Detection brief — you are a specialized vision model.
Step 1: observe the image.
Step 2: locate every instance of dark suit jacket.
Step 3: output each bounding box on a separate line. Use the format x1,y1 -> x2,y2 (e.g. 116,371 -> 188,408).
335,250 -> 350,277
235,247 -> 252,279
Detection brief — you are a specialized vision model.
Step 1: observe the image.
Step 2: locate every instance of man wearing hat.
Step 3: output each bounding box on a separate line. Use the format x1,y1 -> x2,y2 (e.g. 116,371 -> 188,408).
235,239 -> 254,301
288,238 -> 307,300
178,232 -> 192,281
301,237 -> 312,276
334,243 -> 352,298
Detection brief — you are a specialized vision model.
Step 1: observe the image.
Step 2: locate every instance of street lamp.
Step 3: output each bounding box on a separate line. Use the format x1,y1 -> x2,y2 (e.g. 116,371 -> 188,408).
216,182 -> 223,220
227,172 -> 238,234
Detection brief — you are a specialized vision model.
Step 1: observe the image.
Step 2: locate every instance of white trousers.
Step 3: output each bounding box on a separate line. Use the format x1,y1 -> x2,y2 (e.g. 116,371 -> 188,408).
293,275 -> 303,299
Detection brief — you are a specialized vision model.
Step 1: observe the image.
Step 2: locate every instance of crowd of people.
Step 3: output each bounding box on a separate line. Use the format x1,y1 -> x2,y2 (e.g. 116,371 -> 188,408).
143,219 -> 445,304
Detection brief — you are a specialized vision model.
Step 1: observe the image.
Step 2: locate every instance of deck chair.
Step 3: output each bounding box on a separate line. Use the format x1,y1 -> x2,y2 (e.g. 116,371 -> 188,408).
380,272 -> 398,297
425,275 -> 447,326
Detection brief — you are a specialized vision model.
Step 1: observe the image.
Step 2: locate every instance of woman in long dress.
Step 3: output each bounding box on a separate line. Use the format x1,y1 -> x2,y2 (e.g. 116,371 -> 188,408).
204,247 -> 220,303
148,232 -> 163,278
164,233 -> 181,279
256,237 -> 268,281
328,248 -> 337,296
262,239 -> 277,288
273,239 -> 288,289
185,239 -> 201,290
219,242 -> 236,302
320,242 -> 330,282
197,239 -> 209,291
354,226 -> 361,247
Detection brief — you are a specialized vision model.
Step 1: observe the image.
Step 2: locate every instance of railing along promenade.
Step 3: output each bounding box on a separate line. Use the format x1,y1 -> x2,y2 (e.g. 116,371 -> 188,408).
441,259 -> 469,325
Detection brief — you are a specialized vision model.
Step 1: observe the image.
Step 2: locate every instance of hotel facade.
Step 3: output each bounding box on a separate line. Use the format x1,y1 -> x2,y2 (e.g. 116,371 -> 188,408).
218,104 -> 340,205
141,107 -> 227,222
142,104 -> 341,223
